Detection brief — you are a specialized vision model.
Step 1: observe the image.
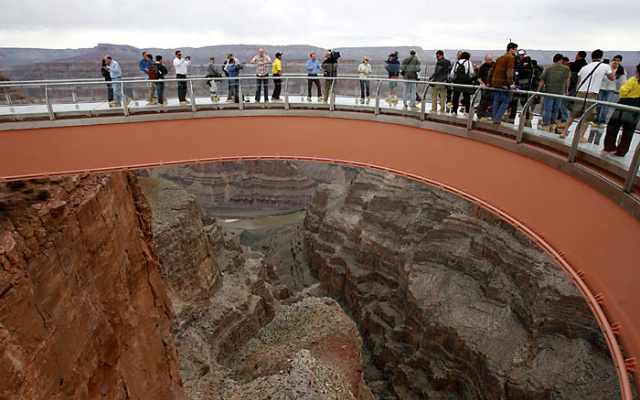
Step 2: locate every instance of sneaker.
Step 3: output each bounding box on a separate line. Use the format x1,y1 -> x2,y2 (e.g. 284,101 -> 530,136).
359,98 -> 365,104
366,98 -> 370,105
306,97 -> 312,102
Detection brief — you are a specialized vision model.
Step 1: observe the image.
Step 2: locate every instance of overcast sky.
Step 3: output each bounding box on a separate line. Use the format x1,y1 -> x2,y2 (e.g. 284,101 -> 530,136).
0,0 -> 638,50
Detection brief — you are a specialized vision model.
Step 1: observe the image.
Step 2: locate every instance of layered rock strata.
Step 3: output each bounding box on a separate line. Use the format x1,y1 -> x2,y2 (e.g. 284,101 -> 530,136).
0,173 -> 184,400
303,169 -> 620,399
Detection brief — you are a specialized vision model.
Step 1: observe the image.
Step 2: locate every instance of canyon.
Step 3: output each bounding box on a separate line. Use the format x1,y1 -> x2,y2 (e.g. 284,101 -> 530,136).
0,160 -> 624,399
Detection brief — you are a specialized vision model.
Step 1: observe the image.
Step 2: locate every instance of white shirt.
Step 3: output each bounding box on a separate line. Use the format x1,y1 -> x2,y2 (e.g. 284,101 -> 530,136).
173,57 -> 191,75
601,69 -> 627,92
357,63 -> 372,79
577,62 -> 612,94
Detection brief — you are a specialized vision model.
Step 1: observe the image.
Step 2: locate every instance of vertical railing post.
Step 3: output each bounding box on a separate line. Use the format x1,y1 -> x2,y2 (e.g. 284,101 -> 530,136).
329,79 -> 336,111
45,85 -> 55,120
515,94 -> 538,143
568,103 -> 598,162
72,88 -> 79,109
189,79 -> 197,112
374,80 -> 382,116
624,143 -> 640,193
284,78 -> 290,110
420,84 -> 430,121
121,81 -> 129,117
238,79 -> 244,111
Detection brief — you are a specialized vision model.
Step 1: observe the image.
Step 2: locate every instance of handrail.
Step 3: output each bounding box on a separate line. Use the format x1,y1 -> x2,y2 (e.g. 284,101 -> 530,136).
0,73 -> 638,398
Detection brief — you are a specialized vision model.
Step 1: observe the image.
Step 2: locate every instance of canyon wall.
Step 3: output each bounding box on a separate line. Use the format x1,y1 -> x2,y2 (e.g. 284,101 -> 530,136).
140,176 -> 373,400
148,161 -> 356,217
303,169 -> 620,399
0,174 -> 184,400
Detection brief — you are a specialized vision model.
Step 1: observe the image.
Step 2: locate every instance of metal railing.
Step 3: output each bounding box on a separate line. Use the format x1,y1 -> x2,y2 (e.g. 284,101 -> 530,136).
1,75 -> 639,194
0,74 -> 639,399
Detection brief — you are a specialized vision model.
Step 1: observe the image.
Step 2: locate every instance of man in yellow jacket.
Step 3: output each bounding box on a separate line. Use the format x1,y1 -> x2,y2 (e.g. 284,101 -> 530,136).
603,63 -> 640,157
272,52 -> 283,101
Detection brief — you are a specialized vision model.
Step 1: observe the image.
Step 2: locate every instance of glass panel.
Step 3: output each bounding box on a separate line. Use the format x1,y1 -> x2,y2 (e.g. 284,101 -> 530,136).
0,84 -> 48,117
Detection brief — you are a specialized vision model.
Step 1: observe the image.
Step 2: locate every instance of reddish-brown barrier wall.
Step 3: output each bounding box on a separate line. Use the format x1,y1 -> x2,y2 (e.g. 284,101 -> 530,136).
1,116 -> 639,397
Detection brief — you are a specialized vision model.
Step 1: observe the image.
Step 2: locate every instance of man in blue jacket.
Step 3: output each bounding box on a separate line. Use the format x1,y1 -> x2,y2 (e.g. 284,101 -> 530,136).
139,51 -> 157,105
304,52 -> 322,102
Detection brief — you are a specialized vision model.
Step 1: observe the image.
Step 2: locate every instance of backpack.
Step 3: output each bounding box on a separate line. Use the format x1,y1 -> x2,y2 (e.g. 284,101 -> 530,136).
453,60 -> 472,84
147,64 -> 158,80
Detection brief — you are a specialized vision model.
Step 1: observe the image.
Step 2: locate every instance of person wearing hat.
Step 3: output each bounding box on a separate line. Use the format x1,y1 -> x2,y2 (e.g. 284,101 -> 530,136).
272,52 -> 283,101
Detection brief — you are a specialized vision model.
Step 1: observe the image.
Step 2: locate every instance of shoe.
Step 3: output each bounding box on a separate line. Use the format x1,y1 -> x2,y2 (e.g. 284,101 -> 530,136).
359,98 -> 365,104
366,98 -> 370,105
225,98 -> 234,103
306,97 -> 312,102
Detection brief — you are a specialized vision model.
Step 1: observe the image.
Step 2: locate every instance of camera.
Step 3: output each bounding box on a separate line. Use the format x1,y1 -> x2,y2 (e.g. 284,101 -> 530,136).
330,50 -> 341,60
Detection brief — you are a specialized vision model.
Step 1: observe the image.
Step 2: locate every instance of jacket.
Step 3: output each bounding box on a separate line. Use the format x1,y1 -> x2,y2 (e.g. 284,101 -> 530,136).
224,63 -> 240,78
400,55 -> 421,80
429,58 -> 451,82
155,63 -> 168,79
206,64 -> 222,78
101,65 -> 111,81
322,58 -> 338,77
305,59 -> 321,75
385,57 -> 400,77
139,58 -> 152,74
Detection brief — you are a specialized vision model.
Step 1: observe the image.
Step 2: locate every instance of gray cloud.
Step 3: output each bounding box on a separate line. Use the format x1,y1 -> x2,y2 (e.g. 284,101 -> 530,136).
0,0 -> 638,50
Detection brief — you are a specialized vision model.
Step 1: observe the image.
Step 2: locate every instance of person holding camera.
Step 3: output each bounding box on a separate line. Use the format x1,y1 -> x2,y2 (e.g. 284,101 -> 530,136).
400,49 -> 421,110
173,50 -> 191,104
322,50 -> 339,103
250,48 -> 272,103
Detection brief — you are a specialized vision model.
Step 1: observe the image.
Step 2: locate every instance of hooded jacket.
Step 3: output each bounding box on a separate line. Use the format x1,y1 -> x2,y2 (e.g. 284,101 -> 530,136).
401,55 -> 421,80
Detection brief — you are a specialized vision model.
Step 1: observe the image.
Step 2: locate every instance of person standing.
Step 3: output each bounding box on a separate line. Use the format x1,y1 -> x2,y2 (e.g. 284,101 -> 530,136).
321,50 -> 339,103
385,51 -> 401,105
173,50 -> 191,104
561,49 -> 616,140
429,50 -> 451,113
101,58 -> 113,104
305,52 -> 322,102
271,52 -> 283,101
205,57 -> 222,102
538,53 -> 571,131
224,57 -> 241,103
143,53 -> 158,105
490,42 -> 518,125
603,63 -> 640,157
153,55 -> 168,105
400,49 -> 421,110
476,54 -> 494,119
596,55 -> 627,125
105,55 -> 124,107
139,51 -> 157,105
568,51 -> 588,96
250,48 -> 272,103
449,51 -> 474,115
357,57 -> 372,104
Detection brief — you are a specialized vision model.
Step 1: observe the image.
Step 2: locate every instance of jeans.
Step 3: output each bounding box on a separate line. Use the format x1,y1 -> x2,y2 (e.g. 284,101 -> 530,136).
359,80 -> 370,99
492,90 -> 512,123
558,100 -> 569,122
255,76 -> 269,101
604,109 -> 640,156
596,90 -> 617,124
272,74 -> 281,100
146,77 -> 157,103
542,96 -> 563,126
229,79 -> 240,102
105,79 -> 113,102
307,75 -> 322,98
111,77 -> 123,103
177,74 -> 187,102
404,81 -> 417,107
156,81 -> 165,104
452,90 -> 470,114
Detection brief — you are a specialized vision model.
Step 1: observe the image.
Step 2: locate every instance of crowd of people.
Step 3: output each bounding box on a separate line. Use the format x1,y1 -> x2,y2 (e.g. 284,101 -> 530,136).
100,43 -> 640,157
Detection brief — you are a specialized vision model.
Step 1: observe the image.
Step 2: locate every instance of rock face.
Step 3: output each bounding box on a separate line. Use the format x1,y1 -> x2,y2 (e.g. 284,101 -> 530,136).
303,169 -> 620,399
140,176 -> 374,400
0,174 -> 184,400
226,297 -> 375,400
148,161 -> 356,217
